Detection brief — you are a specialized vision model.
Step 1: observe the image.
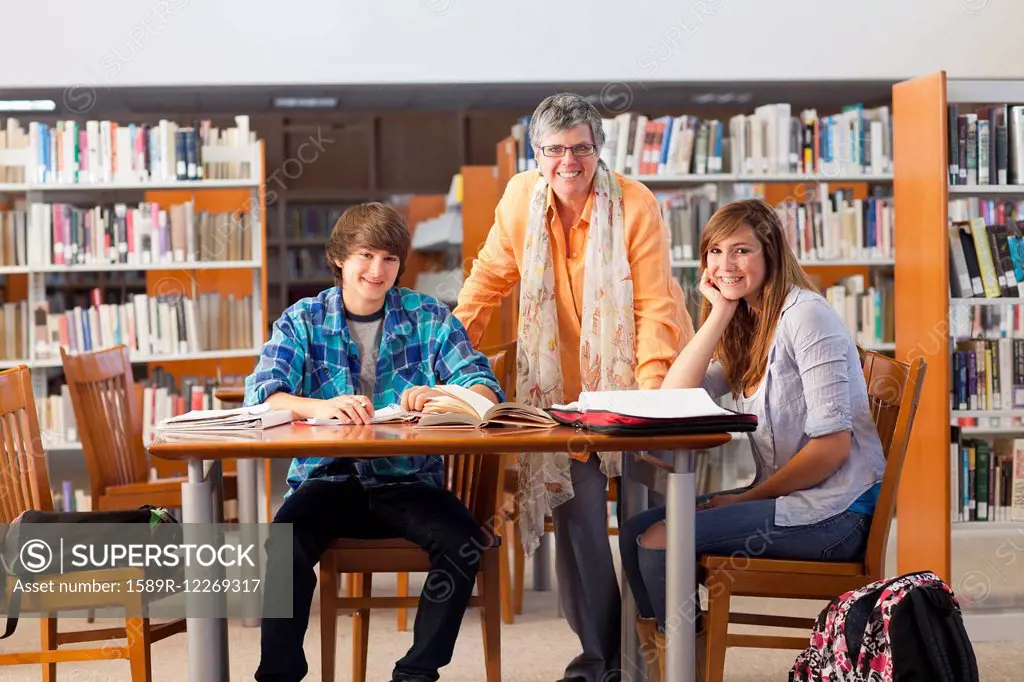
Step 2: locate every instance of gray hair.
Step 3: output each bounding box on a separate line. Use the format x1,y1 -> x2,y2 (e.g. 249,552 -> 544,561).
528,93 -> 605,155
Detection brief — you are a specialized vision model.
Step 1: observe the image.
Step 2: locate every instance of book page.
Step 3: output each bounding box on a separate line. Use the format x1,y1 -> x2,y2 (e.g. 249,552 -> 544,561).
574,388 -> 730,419
426,384 -> 495,419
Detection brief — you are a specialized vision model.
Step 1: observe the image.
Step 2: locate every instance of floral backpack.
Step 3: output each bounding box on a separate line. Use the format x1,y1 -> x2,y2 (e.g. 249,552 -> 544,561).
790,571 -> 979,681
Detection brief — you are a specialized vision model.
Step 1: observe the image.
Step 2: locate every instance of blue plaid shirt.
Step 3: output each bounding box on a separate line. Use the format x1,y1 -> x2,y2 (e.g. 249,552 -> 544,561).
244,286 -> 504,497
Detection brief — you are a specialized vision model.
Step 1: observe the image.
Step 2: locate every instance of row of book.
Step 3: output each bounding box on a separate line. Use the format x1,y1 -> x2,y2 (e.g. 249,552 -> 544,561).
951,338 -> 1024,412
509,103 -> 893,178
35,369 -> 245,449
950,433 -> 1024,523
33,290 -> 255,360
274,248 -> 334,282
947,104 -> 1024,186
950,303 -> 1024,341
775,189 -> 894,262
285,205 -> 347,241
823,275 -> 895,347
658,186 -> 895,263
2,200 -> 253,267
948,217 -> 1024,299
0,116 -> 255,184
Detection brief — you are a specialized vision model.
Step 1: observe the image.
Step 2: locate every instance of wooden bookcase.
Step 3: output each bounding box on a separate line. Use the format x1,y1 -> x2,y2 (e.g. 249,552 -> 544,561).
893,71 -> 1024,641
0,123 -> 266,470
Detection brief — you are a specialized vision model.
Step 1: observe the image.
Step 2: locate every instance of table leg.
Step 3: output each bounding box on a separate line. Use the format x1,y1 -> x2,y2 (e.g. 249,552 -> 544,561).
534,532 -> 552,592
237,458 -> 261,627
183,459 -> 230,682
666,451 -> 697,682
620,452 -> 649,681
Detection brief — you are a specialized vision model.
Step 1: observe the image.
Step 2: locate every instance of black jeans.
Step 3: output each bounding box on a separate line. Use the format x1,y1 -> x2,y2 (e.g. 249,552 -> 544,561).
254,477 -> 485,682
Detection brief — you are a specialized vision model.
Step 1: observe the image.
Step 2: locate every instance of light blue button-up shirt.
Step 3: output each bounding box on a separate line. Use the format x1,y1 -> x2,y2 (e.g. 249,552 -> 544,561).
704,285 -> 886,526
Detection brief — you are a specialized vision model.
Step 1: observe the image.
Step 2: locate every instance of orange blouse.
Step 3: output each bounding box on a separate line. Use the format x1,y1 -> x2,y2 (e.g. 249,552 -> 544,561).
454,169 -> 694,403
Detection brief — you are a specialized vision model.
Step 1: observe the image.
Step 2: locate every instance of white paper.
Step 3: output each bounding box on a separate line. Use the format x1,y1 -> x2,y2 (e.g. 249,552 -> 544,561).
560,388 -> 730,419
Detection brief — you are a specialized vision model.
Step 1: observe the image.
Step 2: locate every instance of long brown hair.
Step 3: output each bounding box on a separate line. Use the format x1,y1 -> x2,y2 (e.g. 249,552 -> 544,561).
699,199 -> 817,397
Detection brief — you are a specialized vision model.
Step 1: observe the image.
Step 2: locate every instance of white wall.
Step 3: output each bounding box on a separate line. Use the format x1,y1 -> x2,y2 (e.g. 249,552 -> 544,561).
4,0 -> 1023,89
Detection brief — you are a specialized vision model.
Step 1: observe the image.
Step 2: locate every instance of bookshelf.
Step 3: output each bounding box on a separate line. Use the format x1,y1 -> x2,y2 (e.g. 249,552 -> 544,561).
894,72 -> 1024,642
0,117 -> 266,455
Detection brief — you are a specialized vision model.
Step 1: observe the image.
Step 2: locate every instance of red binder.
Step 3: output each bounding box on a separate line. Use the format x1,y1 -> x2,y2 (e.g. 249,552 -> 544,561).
546,406 -> 757,436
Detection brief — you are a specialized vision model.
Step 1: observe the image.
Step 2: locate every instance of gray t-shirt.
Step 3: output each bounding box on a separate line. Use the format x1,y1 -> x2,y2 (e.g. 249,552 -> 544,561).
346,306 -> 385,397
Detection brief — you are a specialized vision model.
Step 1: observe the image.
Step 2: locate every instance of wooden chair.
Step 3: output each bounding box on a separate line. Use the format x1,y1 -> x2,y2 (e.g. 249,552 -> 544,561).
394,339 -> 517,631
690,348 -> 927,682
0,365 -> 186,681
317,451 -> 504,681
60,345 -> 237,519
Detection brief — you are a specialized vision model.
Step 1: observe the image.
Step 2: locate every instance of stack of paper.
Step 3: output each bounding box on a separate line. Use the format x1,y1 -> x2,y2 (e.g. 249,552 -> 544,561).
155,405 -> 293,432
553,388 -> 731,419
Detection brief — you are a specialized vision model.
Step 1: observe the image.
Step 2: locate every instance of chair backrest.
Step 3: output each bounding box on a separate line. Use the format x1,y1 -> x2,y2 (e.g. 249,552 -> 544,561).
442,453 -> 502,535
60,345 -> 149,502
860,347 -> 927,579
0,366 -> 54,523
481,339 -> 517,402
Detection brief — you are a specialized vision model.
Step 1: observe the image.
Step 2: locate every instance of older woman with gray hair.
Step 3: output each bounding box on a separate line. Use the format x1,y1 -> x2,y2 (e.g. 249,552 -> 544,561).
454,92 -> 693,682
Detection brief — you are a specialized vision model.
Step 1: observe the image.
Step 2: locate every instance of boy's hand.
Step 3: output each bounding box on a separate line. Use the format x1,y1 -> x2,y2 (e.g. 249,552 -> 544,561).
307,395 -> 374,424
401,386 -> 444,412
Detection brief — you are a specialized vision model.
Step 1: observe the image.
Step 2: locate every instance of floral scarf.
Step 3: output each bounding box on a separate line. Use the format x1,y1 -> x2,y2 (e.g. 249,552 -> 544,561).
515,162 -> 638,555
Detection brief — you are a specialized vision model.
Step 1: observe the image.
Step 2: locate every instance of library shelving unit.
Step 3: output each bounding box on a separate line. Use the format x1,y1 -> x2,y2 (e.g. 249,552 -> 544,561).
0,120 -> 266,458
893,71 -> 1024,641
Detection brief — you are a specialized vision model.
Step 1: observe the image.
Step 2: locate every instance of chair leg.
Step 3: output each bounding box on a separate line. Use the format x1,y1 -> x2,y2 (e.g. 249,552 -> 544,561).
703,570 -> 732,682
396,572 -> 409,632
320,566 -> 339,682
479,548 -> 502,682
40,616 -> 58,682
351,573 -> 373,682
498,526 -> 514,625
512,520 -> 525,614
125,618 -> 153,682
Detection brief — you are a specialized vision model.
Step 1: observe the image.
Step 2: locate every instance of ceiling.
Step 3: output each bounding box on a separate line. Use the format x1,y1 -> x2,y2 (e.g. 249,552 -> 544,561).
0,80 -> 897,117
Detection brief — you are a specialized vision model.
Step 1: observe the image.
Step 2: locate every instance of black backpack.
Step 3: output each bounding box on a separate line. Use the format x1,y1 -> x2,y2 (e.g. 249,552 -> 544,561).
791,571 -> 979,681
1,506 -> 181,639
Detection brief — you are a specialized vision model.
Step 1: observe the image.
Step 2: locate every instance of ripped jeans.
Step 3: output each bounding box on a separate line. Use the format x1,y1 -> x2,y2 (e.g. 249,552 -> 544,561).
618,493 -> 871,632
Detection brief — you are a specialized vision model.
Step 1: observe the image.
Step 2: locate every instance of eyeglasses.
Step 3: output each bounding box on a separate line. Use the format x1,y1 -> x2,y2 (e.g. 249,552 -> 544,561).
539,143 -> 597,158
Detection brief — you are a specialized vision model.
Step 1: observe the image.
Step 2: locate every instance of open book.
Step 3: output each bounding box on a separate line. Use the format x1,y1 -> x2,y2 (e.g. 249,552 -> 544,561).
155,405 -> 293,432
418,384 -> 557,429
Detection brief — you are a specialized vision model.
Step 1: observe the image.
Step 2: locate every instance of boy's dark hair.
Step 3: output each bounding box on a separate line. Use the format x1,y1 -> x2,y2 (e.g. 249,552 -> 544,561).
325,202 -> 411,284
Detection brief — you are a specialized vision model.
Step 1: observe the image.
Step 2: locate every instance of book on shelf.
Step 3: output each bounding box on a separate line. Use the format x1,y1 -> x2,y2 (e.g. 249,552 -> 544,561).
950,427 -> 1024,523
947,103 -> 1024,186
512,103 -> 893,178
823,274 -> 895,348
951,336 -> 1024,414
0,301 -> 28,360
140,371 -> 243,443
0,115 -> 255,185
417,384 -> 558,429
33,289 -> 254,360
155,404 -> 292,432
660,185 -> 895,264
0,118 -> 29,183
0,203 -> 27,267
24,200 -> 252,267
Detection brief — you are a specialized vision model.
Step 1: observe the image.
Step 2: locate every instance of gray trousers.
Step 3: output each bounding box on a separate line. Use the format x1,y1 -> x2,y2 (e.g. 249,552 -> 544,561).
552,455 -> 621,681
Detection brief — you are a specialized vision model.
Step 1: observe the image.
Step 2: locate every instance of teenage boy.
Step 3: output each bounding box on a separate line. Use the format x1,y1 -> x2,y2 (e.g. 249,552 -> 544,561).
247,202 -> 504,682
